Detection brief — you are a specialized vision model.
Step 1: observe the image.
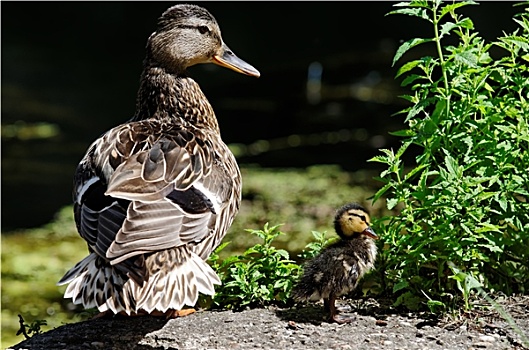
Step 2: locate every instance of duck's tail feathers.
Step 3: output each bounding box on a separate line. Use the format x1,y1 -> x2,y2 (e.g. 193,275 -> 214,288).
57,253 -> 136,314
131,249 -> 221,313
57,249 -> 220,315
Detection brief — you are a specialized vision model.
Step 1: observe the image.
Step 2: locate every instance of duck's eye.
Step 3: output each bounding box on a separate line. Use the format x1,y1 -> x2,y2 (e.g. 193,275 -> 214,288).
197,25 -> 210,34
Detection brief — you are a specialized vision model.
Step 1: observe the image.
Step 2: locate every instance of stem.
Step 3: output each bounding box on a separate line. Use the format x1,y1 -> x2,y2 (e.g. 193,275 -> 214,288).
17,314 -> 30,339
432,2 -> 451,118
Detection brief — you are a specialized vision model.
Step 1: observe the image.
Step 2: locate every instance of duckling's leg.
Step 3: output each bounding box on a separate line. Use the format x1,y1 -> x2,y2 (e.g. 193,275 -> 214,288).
323,297 -> 332,315
326,293 -> 354,324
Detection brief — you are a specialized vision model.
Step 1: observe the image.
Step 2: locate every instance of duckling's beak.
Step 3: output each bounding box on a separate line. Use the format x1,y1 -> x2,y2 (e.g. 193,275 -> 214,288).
212,43 -> 260,78
363,227 -> 378,240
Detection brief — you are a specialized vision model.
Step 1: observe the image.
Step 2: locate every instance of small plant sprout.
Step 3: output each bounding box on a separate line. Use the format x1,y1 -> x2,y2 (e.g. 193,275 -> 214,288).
16,314 -> 47,340
209,223 -> 301,310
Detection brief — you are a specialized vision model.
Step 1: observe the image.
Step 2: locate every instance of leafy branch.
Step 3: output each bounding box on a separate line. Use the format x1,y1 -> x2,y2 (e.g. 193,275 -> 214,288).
371,0 -> 529,311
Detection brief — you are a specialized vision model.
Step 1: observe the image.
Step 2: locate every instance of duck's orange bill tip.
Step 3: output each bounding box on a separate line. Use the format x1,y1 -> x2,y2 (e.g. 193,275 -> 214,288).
212,53 -> 260,78
363,227 -> 379,240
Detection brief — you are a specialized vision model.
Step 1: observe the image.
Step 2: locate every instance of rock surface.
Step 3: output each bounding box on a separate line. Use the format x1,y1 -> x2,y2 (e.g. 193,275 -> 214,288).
10,296 -> 529,350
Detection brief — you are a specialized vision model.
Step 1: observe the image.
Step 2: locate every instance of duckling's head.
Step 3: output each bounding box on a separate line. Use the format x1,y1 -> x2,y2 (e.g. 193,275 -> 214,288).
334,203 -> 378,240
146,4 -> 260,77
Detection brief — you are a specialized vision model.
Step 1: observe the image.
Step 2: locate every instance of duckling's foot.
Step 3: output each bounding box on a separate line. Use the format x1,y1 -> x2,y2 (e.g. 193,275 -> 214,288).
330,314 -> 355,324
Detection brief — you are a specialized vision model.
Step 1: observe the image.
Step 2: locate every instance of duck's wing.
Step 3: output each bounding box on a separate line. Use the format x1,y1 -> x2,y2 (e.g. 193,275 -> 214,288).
74,120 -> 240,268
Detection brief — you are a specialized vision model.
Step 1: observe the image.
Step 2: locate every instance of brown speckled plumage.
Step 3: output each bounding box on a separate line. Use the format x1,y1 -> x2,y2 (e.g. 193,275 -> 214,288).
292,203 -> 378,323
58,4 -> 259,316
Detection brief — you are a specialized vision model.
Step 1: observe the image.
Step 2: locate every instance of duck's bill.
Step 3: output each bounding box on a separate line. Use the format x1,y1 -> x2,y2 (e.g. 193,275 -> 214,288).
362,227 -> 378,240
212,43 -> 260,78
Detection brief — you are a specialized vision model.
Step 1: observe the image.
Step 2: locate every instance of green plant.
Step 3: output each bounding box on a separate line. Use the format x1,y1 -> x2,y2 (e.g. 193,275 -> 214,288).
16,314 -> 47,339
370,0 -> 529,311
209,223 -> 301,310
448,262 -> 529,348
298,230 -> 336,260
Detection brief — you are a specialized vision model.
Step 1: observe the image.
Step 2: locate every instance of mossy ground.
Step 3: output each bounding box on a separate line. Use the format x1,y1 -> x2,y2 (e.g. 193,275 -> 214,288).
1,165 -> 384,348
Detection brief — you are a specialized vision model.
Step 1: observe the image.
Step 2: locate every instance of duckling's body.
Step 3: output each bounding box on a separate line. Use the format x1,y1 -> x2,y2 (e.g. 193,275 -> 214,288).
292,203 -> 378,323
58,4 -> 259,317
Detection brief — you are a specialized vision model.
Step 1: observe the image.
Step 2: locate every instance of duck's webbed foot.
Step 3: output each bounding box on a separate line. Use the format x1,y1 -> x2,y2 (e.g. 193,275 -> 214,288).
92,310 -> 115,319
163,308 -> 196,319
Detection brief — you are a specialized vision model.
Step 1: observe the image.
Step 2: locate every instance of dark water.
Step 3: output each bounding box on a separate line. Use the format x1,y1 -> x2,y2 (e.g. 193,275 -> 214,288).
1,2 -> 520,230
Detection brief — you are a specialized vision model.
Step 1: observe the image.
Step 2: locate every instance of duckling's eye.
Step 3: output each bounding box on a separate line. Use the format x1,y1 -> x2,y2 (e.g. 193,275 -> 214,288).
197,25 -> 210,34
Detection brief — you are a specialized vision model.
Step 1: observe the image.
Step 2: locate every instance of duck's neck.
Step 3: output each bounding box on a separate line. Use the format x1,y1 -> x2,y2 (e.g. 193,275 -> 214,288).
345,238 -> 378,265
132,66 -> 219,133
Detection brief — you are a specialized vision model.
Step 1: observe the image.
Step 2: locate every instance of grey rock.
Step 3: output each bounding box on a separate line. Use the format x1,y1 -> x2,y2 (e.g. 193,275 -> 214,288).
9,297 -> 529,350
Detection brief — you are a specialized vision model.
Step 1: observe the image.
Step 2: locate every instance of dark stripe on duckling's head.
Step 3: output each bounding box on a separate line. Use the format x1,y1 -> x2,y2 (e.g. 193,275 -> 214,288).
334,203 -> 378,240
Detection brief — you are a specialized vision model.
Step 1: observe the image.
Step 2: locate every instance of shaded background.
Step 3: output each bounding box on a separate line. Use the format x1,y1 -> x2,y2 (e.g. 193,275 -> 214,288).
1,1 -> 520,231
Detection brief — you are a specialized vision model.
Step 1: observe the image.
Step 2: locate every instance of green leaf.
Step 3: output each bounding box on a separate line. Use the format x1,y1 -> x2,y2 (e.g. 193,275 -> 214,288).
394,291 -> 422,310
443,152 -> 461,179
389,129 -> 415,137
439,2 -> 476,21
212,241 -> 231,254
276,249 -> 290,259
457,17 -> 474,30
369,154 -> 390,164
311,230 -> 324,241
404,163 -> 428,182
401,73 -> 426,87
431,99 -> 447,120
372,182 -> 393,203
464,273 -> 483,291
393,38 -> 434,66
479,244 -> 503,253
500,35 -> 529,51
476,192 -> 495,201
398,94 -> 418,103
427,300 -> 446,313
393,280 -> 409,293
396,60 -> 423,78
513,17 -> 529,33
495,196 -> 508,212
387,7 -> 430,21
387,197 -> 399,210
476,223 -> 502,233
440,22 -> 458,38
454,49 -> 479,68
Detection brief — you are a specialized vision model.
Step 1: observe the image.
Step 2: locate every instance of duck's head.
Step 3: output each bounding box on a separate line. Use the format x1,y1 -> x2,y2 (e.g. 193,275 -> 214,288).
146,4 -> 260,77
334,203 -> 378,240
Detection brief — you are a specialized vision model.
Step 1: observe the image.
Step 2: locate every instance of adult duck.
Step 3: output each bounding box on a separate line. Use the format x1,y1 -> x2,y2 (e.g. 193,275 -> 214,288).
58,4 -> 259,317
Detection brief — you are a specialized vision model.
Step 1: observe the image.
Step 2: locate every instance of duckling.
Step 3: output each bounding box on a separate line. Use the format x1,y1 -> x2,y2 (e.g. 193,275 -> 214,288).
292,203 -> 378,324
57,4 -> 259,318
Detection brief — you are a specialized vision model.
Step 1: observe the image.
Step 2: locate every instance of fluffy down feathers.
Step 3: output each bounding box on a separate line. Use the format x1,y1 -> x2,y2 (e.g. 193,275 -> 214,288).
292,203 -> 378,323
